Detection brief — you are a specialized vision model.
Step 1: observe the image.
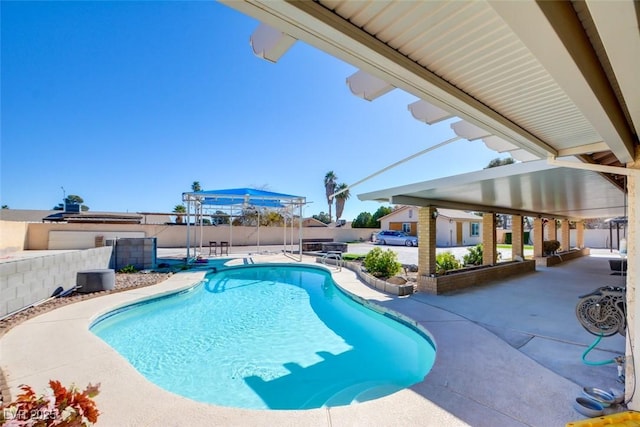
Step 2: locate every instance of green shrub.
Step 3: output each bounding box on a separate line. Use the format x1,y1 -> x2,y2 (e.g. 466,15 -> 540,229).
436,252 -> 461,274
363,247 -> 402,278
118,264 -> 138,273
463,244 -> 483,266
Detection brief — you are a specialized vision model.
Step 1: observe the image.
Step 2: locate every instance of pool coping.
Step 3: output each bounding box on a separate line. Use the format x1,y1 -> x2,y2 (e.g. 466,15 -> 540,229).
0,254 -> 580,426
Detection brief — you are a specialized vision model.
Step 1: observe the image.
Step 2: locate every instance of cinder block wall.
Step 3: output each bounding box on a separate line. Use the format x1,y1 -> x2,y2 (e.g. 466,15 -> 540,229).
107,238 -> 157,270
0,246 -> 113,318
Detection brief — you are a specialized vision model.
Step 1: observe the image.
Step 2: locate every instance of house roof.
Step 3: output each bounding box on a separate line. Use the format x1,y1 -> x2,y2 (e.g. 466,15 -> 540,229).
437,209 -> 482,221
379,205 -> 482,222
221,0 -> 637,220
302,217 -> 329,227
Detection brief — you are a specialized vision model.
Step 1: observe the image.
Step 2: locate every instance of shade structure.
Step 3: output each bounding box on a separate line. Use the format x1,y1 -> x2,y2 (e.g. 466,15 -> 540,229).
181,188 -> 306,260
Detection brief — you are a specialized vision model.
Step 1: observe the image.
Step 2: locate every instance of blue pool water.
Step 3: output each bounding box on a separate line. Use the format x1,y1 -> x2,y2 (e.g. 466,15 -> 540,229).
91,265 -> 436,409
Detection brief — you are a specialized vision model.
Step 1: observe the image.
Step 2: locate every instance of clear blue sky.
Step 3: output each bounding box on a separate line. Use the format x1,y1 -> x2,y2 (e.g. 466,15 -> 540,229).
1,1 -> 505,221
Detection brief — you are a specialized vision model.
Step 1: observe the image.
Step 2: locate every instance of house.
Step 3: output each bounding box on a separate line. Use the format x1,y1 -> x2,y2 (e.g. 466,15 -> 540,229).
302,217 -> 329,227
378,206 -> 483,247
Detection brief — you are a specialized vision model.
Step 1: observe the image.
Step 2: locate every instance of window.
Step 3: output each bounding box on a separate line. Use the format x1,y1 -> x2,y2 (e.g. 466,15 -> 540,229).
402,223 -> 411,233
408,209 -> 413,219
470,222 -> 480,236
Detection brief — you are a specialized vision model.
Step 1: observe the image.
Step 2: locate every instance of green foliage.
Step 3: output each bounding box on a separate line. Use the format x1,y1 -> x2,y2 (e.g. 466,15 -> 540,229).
191,181 -> 202,192
352,211 -> 373,228
324,171 -> 337,222
371,206 -> 393,227
334,183 -> 350,220
363,247 -> 402,278
212,210 -> 230,225
312,212 -> 331,224
53,194 -> 89,211
118,264 -> 138,273
485,157 -> 515,168
232,207 -> 283,226
342,253 -> 366,261
463,244 -> 484,266
173,204 -> 186,224
436,252 -> 461,274
351,206 -> 393,228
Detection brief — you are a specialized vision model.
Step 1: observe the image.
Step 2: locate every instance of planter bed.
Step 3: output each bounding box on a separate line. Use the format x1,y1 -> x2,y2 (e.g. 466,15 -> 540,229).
316,257 -> 415,296
417,260 -> 536,294
535,248 -> 590,267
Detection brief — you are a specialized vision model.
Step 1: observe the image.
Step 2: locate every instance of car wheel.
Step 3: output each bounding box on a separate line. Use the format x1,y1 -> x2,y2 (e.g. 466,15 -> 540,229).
405,240 -> 413,247
379,239 -> 386,245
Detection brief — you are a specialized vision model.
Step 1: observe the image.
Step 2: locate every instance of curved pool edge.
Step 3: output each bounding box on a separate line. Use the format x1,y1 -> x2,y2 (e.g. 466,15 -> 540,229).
0,258 -> 473,426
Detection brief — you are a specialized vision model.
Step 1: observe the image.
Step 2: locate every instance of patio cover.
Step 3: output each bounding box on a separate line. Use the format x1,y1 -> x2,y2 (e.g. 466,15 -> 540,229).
183,188 -> 305,208
181,188 -> 306,260
358,159 -> 626,220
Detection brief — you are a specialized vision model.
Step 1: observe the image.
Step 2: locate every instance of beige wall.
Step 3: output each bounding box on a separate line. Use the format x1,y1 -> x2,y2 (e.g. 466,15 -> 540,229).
23,223 -> 376,250
0,220 -> 28,253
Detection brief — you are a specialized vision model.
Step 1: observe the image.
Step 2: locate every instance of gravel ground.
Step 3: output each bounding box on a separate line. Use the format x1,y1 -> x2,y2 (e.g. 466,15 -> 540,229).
0,272 -> 171,406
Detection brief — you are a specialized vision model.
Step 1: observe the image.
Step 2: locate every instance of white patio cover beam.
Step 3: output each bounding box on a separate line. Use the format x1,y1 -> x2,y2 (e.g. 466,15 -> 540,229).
585,0 -> 640,137
220,0 -> 558,158
346,70 -> 395,101
482,136 -> 518,153
408,99 -> 454,125
489,0 -> 636,163
556,142 -> 610,157
509,149 -> 540,162
450,120 -> 492,141
250,23 -> 296,63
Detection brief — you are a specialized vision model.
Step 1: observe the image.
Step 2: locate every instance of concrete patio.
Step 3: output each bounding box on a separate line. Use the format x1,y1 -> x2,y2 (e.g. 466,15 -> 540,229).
0,248 -> 626,426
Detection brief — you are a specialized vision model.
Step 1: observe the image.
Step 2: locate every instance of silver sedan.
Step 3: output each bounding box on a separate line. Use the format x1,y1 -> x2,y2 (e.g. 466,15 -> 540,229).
376,231 -> 418,247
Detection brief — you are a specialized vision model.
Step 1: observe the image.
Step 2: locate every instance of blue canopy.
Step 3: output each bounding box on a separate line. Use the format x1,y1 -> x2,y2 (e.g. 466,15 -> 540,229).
183,188 -> 305,208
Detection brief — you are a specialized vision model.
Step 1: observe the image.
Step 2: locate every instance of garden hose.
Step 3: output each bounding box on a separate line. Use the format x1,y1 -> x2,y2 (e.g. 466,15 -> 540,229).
582,333 -> 617,366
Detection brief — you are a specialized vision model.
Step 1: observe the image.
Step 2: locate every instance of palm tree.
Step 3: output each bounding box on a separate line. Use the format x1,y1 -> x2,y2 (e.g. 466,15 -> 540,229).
173,204 -> 186,224
324,171 -> 337,223
191,181 -> 202,192
334,183 -> 350,221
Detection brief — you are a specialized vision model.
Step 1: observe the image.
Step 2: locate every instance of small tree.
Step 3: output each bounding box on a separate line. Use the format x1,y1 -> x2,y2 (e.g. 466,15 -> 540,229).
352,211 -> 373,228
485,157 -> 515,168
211,210 -> 230,225
312,212 -> 331,224
370,206 -> 393,228
54,194 -> 89,211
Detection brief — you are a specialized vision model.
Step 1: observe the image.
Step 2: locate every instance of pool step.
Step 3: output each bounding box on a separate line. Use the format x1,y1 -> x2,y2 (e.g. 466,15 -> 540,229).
353,384 -> 403,403
322,381 -> 399,407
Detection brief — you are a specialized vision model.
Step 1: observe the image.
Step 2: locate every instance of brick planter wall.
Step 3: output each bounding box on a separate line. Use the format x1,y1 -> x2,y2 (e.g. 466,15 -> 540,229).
534,248 -> 590,267
417,260 -> 536,294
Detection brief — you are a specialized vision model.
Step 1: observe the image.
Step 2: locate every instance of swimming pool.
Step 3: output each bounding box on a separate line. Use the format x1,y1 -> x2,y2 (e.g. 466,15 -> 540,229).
91,264 -> 435,409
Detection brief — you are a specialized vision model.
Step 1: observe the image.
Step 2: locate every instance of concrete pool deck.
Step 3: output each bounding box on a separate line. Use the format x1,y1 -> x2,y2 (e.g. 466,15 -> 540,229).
0,250 -> 625,426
